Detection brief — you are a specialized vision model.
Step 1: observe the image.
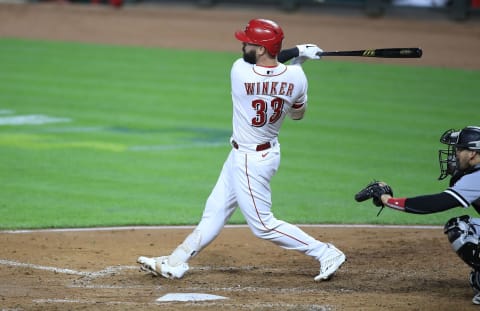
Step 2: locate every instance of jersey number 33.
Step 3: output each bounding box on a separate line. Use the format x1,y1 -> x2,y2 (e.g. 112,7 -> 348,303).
251,98 -> 284,127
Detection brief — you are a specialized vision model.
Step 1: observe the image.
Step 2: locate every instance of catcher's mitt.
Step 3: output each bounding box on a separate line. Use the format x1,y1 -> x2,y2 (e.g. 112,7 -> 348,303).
354,180 -> 394,208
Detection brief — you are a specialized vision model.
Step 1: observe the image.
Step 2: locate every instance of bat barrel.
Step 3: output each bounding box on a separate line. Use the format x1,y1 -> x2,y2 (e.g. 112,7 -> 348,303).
374,48 -> 422,58
317,48 -> 422,58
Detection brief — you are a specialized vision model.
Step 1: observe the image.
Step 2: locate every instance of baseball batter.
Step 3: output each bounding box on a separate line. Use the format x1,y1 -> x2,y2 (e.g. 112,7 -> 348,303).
137,18 -> 346,282
355,125 -> 480,304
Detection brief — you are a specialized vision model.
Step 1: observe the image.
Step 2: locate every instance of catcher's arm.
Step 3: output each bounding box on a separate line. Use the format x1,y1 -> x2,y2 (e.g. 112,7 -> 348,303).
354,180 -> 463,215
383,193 -> 461,214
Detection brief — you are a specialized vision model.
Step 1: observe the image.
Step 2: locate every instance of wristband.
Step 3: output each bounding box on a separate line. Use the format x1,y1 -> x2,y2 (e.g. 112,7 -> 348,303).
385,197 -> 406,211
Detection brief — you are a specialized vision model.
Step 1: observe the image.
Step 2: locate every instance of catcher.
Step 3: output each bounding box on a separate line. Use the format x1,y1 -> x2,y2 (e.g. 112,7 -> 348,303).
355,126 -> 480,305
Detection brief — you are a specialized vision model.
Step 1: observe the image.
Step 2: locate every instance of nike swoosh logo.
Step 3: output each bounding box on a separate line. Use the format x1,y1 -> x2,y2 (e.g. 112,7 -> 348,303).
262,152 -> 269,158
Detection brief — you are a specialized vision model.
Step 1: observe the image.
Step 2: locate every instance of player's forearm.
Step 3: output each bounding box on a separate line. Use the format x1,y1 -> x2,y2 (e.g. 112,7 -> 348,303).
277,47 -> 299,63
288,102 -> 307,120
381,192 -> 462,214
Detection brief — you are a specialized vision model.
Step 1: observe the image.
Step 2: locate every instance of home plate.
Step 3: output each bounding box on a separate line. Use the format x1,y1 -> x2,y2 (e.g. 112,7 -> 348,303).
156,293 -> 228,302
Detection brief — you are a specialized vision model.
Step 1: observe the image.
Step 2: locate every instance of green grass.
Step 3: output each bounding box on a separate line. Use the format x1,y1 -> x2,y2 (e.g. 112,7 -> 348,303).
0,38 -> 478,229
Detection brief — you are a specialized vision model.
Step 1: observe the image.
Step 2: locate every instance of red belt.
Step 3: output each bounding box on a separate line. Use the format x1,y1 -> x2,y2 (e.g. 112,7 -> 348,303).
232,140 -> 271,152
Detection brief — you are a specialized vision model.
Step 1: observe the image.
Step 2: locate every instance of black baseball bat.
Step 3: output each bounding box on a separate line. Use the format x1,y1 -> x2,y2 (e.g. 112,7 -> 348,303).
317,48 -> 422,58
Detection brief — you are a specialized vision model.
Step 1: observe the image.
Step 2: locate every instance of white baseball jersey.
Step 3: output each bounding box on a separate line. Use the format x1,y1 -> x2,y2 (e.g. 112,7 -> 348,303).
230,58 -> 308,145
185,58 -> 334,268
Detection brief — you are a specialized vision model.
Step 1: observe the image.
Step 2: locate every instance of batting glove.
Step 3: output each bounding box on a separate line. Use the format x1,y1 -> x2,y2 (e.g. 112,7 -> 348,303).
297,44 -> 323,60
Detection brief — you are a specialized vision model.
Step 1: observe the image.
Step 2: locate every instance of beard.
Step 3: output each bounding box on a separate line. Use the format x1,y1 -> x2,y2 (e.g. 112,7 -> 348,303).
243,49 -> 257,64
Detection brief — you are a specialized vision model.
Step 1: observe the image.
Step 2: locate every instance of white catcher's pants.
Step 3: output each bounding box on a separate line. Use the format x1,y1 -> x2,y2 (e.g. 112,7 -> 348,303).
188,142 -> 329,262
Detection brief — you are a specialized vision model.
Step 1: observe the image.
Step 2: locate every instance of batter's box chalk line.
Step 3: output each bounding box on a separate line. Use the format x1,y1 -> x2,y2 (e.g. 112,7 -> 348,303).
0,258 -> 137,279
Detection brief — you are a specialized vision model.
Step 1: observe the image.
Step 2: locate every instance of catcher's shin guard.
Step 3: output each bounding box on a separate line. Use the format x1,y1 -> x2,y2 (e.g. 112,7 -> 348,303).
444,215 -> 480,270
470,270 -> 480,293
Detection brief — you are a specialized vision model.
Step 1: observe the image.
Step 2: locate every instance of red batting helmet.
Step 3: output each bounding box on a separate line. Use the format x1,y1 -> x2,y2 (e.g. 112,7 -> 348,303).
234,19 -> 284,56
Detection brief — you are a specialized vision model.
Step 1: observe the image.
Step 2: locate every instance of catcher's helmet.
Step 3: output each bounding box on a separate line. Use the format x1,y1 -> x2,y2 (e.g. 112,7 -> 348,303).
455,126 -> 480,151
438,126 -> 480,180
235,19 -> 284,56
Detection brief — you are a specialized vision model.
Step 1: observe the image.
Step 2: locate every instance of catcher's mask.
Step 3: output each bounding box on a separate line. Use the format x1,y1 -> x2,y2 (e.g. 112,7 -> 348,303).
234,19 -> 284,56
438,126 -> 480,180
438,128 -> 459,180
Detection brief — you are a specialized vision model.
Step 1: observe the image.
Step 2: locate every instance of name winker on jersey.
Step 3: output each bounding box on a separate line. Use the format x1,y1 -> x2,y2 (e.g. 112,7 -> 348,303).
244,81 -> 295,97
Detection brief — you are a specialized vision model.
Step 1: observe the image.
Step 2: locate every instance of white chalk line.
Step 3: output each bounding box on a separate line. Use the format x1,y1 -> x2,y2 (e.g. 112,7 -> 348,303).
32,298 -> 144,306
0,258 -> 303,279
0,259 -> 137,278
0,258 -> 159,303
1,223 -> 442,234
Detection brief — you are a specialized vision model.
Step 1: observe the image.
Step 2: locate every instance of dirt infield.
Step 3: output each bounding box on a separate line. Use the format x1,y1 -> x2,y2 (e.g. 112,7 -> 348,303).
1,2 -> 480,310
1,225 -> 477,310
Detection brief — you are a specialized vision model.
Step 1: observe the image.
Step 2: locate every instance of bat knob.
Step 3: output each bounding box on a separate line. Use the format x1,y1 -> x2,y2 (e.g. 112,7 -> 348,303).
415,48 -> 423,58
